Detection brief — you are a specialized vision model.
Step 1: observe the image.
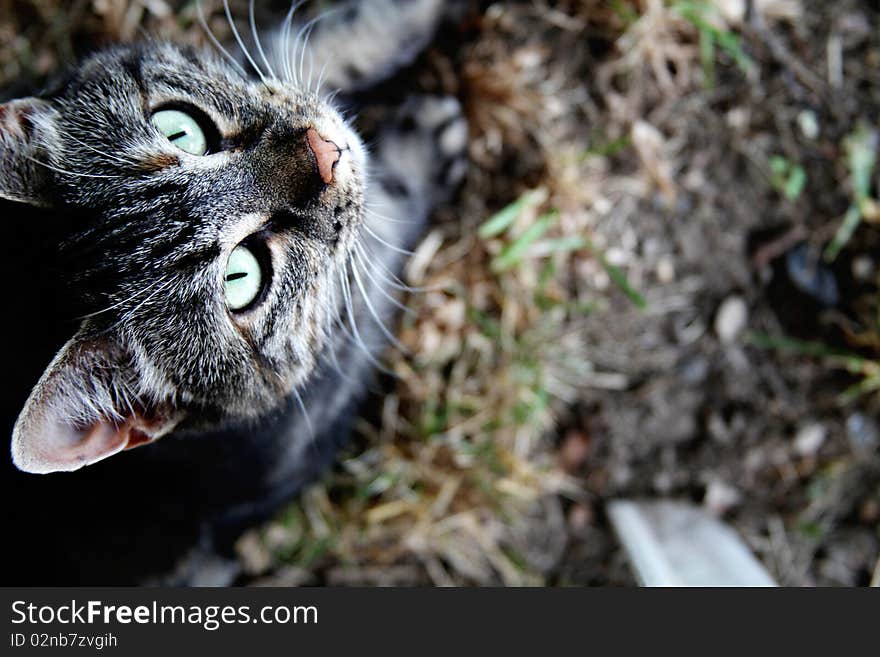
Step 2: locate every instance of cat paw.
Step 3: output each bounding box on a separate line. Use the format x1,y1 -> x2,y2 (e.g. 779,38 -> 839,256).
374,95 -> 468,208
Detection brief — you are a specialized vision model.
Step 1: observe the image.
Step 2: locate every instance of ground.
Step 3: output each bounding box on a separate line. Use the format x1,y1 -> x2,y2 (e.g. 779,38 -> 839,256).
2,0 -> 878,586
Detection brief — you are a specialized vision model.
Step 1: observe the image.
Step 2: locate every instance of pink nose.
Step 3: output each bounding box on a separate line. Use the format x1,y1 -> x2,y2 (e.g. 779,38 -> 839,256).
306,127 -> 341,185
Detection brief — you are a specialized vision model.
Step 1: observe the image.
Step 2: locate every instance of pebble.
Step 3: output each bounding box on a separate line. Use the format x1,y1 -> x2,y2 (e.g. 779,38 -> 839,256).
703,480 -> 742,515
794,423 -> 827,457
656,256 -> 676,284
715,0 -> 746,25
726,107 -> 750,131
859,499 -> 880,525
707,413 -> 732,444
653,471 -> 674,494
678,356 -> 709,385
714,296 -> 749,343
786,243 -> 839,306
567,504 -> 594,535
846,413 -> 879,454
851,256 -> 875,282
797,109 -> 820,140
235,531 -> 273,576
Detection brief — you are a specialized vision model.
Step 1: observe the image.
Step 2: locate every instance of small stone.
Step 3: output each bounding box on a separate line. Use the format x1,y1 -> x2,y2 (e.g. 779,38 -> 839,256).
786,243 -> 839,306
852,256 -> 875,282
715,0 -> 746,25
797,109 -> 820,140
703,480 -> 742,515
846,413 -> 879,454
605,247 -> 629,266
859,499 -> 880,525
656,256 -> 675,284
653,471 -> 674,494
714,296 -> 749,343
794,423 -> 827,457
707,413 -> 731,444
679,356 -> 709,385
567,504 -> 593,535
726,107 -> 750,130
235,531 -> 273,576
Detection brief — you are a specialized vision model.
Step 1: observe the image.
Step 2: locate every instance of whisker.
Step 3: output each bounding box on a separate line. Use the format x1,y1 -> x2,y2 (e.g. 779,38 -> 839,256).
223,0 -> 269,83
361,223 -> 416,256
323,340 -> 361,385
316,297 -> 367,387
306,48 -> 316,95
292,387 -> 314,443
24,154 -> 122,179
322,272 -> 377,386
281,1 -> 308,85
354,243 -> 419,293
63,133 -> 140,168
77,277 -> 172,320
196,0 -> 249,78
352,246 -> 416,316
339,262 -> 396,377
293,19 -> 316,92
104,275 -> 178,333
366,207 -> 418,226
315,60 -> 330,95
323,88 -> 342,105
350,255 -> 409,353
292,7 -> 340,92
355,242 -> 444,294
249,0 -> 277,81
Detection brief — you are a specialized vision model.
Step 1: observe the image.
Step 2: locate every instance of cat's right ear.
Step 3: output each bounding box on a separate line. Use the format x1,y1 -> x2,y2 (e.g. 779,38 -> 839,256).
11,327 -> 181,474
0,97 -> 58,206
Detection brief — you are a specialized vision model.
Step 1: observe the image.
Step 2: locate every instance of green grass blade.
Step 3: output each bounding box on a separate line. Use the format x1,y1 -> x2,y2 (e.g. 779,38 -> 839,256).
479,189 -> 545,240
746,332 -> 861,360
491,211 -> 558,272
839,375 -> 880,405
824,205 -> 863,262
586,242 -> 647,310
824,125 -> 877,262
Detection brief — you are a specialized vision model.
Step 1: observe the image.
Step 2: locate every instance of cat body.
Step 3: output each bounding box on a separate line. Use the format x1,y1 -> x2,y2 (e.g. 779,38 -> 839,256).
0,0 -> 466,584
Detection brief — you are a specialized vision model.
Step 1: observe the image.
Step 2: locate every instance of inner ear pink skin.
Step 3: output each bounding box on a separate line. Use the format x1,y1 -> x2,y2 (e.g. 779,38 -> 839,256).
57,420 -> 135,468
12,413 -> 168,475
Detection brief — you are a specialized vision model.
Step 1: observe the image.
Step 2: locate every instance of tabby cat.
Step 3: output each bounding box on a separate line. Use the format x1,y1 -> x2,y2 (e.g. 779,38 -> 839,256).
0,0 -> 467,584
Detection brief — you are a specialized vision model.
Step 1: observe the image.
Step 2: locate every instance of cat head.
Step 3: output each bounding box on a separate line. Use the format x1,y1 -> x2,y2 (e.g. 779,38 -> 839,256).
0,42 -> 367,474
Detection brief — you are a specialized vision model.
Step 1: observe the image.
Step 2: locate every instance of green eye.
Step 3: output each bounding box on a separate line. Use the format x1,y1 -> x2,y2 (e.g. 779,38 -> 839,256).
225,245 -> 263,312
150,109 -> 208,156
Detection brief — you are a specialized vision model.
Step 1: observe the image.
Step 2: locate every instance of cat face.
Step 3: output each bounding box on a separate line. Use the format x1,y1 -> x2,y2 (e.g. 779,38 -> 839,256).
0,43 -> 367,473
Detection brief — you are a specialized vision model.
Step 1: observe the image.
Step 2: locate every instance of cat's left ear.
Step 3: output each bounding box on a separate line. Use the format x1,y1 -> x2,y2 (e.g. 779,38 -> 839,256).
0,97 -> 58,206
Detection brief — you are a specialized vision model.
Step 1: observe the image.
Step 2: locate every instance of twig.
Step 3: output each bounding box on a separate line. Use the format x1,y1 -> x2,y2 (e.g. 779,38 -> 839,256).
745,0 -> 829,103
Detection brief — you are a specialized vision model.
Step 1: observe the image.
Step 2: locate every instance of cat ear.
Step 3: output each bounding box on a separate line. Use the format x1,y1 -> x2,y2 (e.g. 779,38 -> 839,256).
11,330 -> 178,474
0,97 -> 58,206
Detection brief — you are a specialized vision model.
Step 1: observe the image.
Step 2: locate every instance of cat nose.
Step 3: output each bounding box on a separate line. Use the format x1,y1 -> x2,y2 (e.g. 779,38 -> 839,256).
306,128 -> 341,185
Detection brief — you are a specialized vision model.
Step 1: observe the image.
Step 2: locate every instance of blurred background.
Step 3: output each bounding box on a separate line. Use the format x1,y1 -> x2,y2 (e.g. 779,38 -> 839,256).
1,0 -> 878,586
